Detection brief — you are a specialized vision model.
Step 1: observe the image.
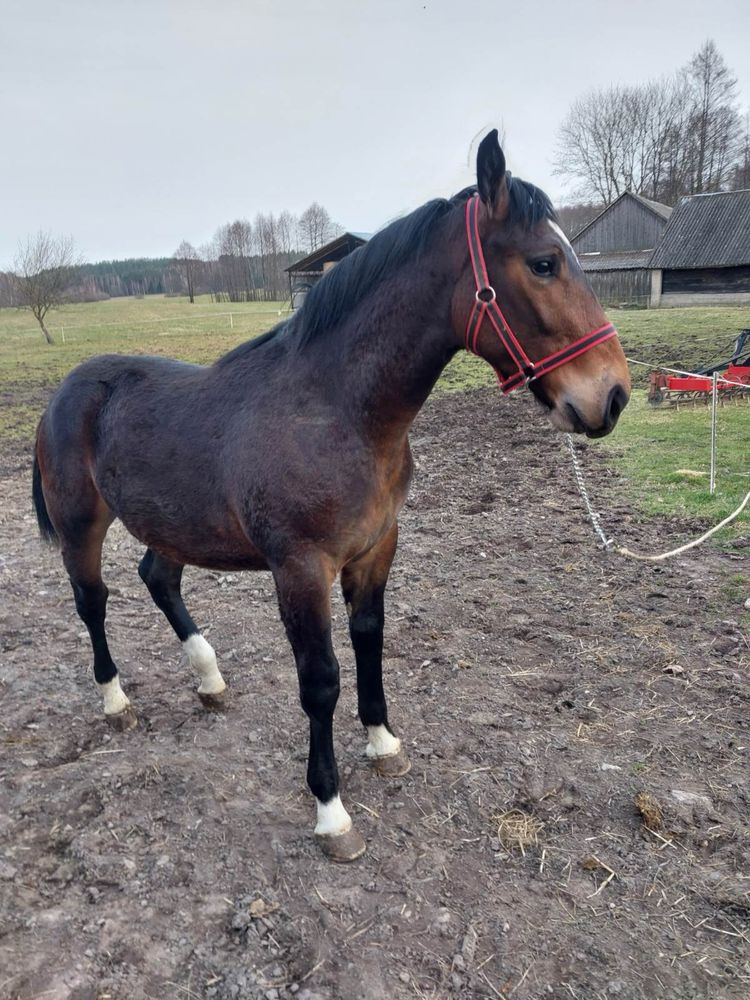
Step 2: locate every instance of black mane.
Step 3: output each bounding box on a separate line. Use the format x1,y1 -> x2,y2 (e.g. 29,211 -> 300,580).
216,174 -> 556,365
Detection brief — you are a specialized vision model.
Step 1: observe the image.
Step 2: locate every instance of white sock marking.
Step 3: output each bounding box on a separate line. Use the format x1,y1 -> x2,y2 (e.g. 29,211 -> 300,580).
100,676 -> 130,715
315,795 -> 352,836
183,634 -> 226,695
366,724 -> 401,759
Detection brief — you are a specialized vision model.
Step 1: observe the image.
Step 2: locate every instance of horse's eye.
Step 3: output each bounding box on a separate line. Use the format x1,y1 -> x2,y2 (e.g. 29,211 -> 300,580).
529,258 -> 555,277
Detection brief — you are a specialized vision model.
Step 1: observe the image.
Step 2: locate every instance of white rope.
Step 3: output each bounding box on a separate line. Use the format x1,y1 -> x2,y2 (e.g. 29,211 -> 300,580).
615,492 -> 750,561
564,433 -> 750,562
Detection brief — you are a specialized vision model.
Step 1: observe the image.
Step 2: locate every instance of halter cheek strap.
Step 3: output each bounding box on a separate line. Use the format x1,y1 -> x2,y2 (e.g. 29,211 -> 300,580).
464,195 -> 618,394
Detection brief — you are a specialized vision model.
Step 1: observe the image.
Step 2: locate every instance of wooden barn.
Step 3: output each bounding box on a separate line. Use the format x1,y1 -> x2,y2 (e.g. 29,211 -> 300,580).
571,192 -> 672,307
649,190 -> 750,306
285,231 -> 371,309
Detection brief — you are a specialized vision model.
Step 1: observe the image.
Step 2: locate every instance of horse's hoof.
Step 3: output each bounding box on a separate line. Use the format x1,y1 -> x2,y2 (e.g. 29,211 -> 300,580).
315,827 -> 367,863
371,748 -> 411,778
198,689 -> 227,712
105,706 -> 138,732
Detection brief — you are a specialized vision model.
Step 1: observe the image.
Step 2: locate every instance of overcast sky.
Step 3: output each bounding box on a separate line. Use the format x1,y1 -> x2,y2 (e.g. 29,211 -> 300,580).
1,0 -> 749,266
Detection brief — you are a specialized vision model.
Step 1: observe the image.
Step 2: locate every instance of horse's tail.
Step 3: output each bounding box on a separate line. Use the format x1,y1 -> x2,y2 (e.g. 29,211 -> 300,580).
32,438 -> 58,546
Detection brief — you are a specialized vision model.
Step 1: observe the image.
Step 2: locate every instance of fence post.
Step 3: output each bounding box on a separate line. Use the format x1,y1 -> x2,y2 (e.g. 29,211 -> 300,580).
710,372 -> 718,495
61,327 -> 65,344
229,313 -> 234,330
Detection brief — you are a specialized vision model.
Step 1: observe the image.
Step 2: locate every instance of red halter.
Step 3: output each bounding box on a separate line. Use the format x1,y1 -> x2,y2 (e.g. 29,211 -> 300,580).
463,195 -> 619,394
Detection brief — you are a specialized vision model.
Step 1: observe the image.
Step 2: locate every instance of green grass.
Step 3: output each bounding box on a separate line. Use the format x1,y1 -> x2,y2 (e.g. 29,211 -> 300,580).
605,306 -> 750,389
594,390 -> 750,528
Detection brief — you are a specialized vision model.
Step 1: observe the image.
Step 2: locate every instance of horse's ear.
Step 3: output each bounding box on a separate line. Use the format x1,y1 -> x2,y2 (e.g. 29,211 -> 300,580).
476,129 -> 508,220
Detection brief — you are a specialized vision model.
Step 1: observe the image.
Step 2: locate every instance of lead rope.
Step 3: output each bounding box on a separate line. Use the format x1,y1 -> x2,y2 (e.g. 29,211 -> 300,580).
564,434 -> 614,550
564,433 -> 750,562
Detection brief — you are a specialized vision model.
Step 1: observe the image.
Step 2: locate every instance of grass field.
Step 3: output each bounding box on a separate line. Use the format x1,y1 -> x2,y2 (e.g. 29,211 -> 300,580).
1,295 -> 749,535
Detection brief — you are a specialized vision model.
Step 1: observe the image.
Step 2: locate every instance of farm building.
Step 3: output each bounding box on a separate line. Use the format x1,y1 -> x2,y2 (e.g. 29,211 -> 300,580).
286,231 -> 371,309
571,192 -> 672,308
649,190 -> 750,306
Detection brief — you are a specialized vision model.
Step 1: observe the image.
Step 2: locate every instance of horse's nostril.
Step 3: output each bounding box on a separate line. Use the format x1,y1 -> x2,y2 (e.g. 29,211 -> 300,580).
607,384 -> 628,425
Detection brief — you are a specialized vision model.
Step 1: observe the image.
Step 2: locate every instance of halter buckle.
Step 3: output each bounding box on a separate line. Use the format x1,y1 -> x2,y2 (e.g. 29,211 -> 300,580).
475,286 -> 496,304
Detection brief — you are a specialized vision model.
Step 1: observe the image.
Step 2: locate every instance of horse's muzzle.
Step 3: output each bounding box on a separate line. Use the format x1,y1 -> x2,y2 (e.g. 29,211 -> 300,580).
565,383 -> 629,438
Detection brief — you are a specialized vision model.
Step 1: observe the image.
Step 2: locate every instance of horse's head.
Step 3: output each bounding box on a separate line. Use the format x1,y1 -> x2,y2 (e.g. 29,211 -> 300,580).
453,130 -> 630,438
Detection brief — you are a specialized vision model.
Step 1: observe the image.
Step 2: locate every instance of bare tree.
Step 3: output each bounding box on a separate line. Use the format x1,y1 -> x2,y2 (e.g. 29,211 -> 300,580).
554,40 -> 742,205
12,232 -> 80,344
174,240 -> 201,303
298,202 -> 341,253
728,112 -> 750,190
556,202 -> 604,238
685,39 -> 741,192
276,210 -> 298,256
555,86 -> 636,203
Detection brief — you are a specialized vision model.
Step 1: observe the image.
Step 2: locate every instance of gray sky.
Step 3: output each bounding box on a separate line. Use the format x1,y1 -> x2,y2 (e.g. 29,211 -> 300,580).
2,0 -> 749,266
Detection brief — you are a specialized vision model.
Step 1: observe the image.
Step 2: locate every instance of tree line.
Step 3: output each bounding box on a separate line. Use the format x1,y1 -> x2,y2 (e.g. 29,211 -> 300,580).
174,202 -> 341,304
0,201 -> 342,334
555,39 -> 749,214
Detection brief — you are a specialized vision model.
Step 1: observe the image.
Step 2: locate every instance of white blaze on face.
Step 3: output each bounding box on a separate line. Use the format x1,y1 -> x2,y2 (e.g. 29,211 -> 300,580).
182,633 -> 226,695
549,220 -> 574,251
365,724 -> 401,759
314,794 -> 352,836
100,676 -> 130,715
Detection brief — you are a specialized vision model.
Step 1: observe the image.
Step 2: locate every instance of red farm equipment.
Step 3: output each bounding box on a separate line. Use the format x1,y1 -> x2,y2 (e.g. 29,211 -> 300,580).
648,329 -> 750,407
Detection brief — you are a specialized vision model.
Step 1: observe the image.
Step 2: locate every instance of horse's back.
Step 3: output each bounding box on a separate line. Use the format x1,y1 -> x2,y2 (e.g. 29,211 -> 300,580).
36,352 -> 206,497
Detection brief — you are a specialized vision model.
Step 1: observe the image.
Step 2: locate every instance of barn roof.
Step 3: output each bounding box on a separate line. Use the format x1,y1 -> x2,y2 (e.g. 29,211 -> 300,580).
285,232 -> 371,274
572,191 -> 672,242
650,190 -> 750,269
632,193 -> 673,222
576,250 -> 654,272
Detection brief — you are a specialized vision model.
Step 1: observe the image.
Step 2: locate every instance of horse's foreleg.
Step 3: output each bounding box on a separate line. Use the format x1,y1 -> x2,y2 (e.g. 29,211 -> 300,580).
274,552 -> 365,862
341,524 -> 410,778
138,550 -> 226,709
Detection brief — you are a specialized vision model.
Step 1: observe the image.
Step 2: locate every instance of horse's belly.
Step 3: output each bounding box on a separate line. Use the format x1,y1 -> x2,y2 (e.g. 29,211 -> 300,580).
150,537 -> 270,572
118,510 -> 271,572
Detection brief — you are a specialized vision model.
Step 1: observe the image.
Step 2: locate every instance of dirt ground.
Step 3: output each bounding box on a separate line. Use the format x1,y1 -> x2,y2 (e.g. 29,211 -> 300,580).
1,387 -> 748,1000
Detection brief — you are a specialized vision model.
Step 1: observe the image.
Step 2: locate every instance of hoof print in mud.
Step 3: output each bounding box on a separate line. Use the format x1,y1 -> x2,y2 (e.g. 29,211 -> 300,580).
315,828 -> 367,863
105,706 -> 138,732
371,749 -> 412,778
198,690 -> 228,712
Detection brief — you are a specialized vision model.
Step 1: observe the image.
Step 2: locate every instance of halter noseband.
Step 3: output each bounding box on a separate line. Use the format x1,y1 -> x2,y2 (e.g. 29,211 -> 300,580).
464,195 -> 618,394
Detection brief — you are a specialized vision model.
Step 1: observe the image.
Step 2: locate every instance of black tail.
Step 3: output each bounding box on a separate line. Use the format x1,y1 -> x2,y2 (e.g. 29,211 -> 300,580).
32,452 -> 58,545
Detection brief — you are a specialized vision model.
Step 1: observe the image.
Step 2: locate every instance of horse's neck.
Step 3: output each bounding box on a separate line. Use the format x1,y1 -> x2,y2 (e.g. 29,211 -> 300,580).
329,226 -> 463,441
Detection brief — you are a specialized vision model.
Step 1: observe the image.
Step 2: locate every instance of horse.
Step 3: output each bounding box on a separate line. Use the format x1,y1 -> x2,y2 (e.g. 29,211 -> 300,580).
32,131 -> 630,861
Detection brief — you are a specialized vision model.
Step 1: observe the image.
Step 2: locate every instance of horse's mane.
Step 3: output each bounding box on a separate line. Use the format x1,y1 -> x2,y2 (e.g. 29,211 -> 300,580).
215,175 -> 556,365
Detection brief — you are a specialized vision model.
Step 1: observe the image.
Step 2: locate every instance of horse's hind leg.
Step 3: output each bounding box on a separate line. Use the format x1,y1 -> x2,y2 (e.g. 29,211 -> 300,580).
138,549 -> 227,709
61,512 -> 137,731
341,523 -> 410,777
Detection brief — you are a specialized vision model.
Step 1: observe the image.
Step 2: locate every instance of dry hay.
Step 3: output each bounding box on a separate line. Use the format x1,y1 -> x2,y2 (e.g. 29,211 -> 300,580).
635,791 -> 663,831
494,809 -> 544,855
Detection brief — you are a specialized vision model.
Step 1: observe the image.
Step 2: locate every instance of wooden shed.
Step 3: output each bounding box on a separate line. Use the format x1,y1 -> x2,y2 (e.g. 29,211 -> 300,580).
648,190 -> 750,306
285,231 -> 371,309
571,192 -> 672,307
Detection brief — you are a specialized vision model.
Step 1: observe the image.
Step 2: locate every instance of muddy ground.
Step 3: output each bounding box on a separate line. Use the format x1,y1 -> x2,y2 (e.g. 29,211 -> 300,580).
1,387 -> 748,1000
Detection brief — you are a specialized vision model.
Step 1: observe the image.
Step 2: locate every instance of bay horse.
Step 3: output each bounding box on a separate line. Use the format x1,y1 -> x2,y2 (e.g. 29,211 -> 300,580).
32,132 -> 630,861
